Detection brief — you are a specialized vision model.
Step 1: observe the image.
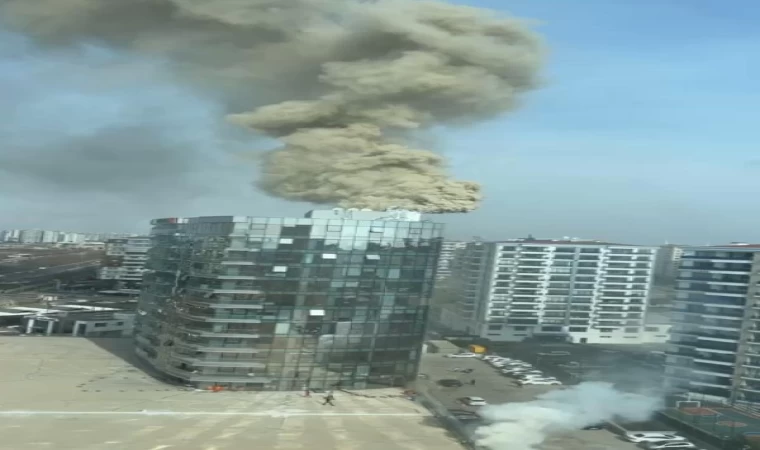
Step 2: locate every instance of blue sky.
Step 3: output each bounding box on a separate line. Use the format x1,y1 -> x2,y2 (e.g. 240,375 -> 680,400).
0,0 -> 757,244
438,0 -> 760,244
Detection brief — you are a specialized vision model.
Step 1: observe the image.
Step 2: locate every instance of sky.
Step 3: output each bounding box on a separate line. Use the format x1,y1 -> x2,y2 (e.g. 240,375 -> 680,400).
1,0 -> 758,245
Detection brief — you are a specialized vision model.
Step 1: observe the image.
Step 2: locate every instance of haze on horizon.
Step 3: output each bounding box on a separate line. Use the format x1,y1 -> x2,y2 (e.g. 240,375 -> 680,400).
0,0 -> 757,246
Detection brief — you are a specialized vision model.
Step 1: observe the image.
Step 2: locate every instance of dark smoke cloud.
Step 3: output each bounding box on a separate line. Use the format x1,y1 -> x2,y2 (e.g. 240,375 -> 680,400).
0,28 -> 246,203
0,0 -> 545,213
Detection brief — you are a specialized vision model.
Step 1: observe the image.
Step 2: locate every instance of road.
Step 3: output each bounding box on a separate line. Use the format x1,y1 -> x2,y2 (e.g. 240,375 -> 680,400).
417,353 -> 643,450
0,260 -> 100,282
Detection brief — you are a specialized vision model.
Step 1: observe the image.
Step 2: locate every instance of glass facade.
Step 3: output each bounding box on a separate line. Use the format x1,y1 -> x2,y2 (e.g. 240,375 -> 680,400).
134,210 -> 443,391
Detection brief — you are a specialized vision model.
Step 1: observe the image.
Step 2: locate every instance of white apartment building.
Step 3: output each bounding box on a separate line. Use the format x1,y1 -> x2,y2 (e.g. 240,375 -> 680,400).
99,237 -> 151,288
41,230 -> 60,243
664,244 -> 760,406
436,241 -> 467,280
19,229 -> 43,244
444,238 -> 659,344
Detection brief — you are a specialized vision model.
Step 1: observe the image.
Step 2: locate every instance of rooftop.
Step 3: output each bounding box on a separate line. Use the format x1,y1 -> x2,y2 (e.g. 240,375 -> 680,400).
0,337 -> 462,450
497,238 -> 649,247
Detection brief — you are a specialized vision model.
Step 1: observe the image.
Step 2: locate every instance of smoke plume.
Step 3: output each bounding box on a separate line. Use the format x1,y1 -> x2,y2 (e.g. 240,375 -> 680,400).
0,0 -> 545,213
475,382 -> 662,450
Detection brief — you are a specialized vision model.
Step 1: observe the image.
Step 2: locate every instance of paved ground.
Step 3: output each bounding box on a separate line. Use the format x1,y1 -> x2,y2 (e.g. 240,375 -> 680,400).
417,353 -> 642,450
448,340 -> 665,390
0,337 -> 463,450
663,404 -> 760,439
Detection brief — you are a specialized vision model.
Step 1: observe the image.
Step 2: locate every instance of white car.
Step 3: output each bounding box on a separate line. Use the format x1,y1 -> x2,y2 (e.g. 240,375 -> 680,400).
484,356 -> 509,362
538,351 -> 570,356
496,362 -> 531,368
501,366 -> 538,373
625,433 -> 685,443
460,396 -> 488,406
506,369 -> 542,376
645,441 -> 697,450
516,373 -> 547,380
519,378 -> 562,386
445,353 -> 480,358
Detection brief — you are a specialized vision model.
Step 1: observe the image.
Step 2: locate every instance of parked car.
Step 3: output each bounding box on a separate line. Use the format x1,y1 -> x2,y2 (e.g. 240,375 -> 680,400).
519,378 -> 562,386
625,433 -> 685,443
644,441 -> 697,450
449,409 -> 481,421
502,368 -> 538,374
449,368 -> 474,373
582,423 -> 606,430
515,373 -> 547,380
498,361 -> 530,366
438,379 -> 464,387
538,351 -> 571,357
445,352 -> 481,358
459,396 -> 488,406
483,355 -> 509,362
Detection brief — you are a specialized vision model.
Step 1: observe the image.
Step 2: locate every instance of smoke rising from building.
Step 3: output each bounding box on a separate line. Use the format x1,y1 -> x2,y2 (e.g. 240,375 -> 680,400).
0,0 -> 545,213
475,382 -> 662,450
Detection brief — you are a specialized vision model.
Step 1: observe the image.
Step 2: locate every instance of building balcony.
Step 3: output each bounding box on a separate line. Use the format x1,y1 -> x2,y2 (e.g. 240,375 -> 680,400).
169,354 -> 267,369
184,299 -> 264,309
177,310 -> 263,324
162,365 -> 271,384
175,343 -> 263,354
176,326 -> 262,339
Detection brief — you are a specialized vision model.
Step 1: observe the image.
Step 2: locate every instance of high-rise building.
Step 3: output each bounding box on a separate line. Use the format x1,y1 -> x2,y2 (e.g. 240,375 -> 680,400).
436,241 -> 467,280
99,237 -> 152,288
664,244 -> 760,406
134,209 -> 443,391
441,238 -> 658,343
19,229 -> 44,244
41,230 -> 60,243
654,244 -> 684,285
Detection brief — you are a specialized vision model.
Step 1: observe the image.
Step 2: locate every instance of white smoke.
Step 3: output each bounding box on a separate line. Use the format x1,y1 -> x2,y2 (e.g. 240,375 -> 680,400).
474,382 -> 663,450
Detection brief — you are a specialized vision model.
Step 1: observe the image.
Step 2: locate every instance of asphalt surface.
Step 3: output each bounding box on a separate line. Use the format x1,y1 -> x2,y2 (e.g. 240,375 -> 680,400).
417,353 -> 644,450
449,340 -> 665,391
429,343 -> 722,450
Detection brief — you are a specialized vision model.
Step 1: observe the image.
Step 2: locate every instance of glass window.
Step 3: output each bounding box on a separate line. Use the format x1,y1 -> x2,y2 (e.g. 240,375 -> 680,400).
322,253 -> 337,259
273,266 -> 288,272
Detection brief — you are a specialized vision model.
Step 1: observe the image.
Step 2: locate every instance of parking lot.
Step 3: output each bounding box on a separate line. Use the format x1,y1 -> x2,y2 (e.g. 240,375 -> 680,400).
448,340 -> 666,391
417,352 -> 644,450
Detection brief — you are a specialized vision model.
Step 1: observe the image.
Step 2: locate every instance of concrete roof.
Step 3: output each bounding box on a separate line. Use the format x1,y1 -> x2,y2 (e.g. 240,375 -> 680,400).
0,337 -> 463,450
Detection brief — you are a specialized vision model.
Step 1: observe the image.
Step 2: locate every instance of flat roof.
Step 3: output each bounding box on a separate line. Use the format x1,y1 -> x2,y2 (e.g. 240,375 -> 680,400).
0,337 -> 462,450
495,239 -> 653,247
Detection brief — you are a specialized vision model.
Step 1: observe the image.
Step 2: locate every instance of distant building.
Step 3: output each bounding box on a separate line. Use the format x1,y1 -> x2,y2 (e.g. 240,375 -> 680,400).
664,244 -> 760,406
134,208 -> 443,391
60,232 -> 86,244
19,229 -> 43,244
99,237 -> 151,288
0,300 -> 134,337
41,230 -> 60,243
440,238 -> 659,344
1,230 -> 21,242
436,241 -> 467,280
654,244 -> 684,285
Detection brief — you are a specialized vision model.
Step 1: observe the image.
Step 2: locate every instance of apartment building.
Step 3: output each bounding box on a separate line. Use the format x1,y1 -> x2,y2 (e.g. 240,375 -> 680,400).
654,244 -> 684,285
99,237 -> 151,288
436,241 -> 467,280
664,244 -> 760,406
443,238 -> 658,343
134,208 -> 443,391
